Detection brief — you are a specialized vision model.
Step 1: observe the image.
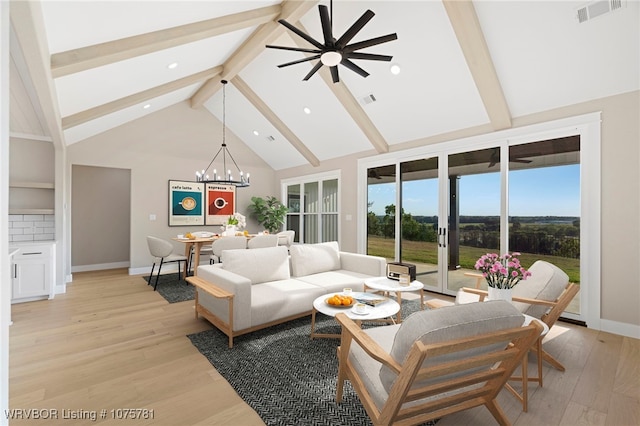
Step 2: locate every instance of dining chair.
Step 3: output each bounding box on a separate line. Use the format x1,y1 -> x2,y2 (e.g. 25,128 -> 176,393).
276,230 -> 295,248
247,234 -> 278,249
335,301 -> 542,426
186,231 -> 215,272
209,236 -> 247,264
146,236 -> 188,291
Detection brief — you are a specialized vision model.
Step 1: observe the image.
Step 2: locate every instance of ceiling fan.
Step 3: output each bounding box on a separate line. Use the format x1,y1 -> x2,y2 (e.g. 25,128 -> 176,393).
266,0 -> 398,83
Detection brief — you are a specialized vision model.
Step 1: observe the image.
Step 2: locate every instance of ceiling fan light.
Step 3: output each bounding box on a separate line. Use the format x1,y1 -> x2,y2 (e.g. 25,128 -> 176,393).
320,51 -> 342,67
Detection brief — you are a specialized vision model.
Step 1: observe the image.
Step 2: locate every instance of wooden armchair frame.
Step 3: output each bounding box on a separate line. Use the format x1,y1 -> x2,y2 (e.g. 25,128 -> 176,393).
462,281 -> 579,386
335,313 -> 542,426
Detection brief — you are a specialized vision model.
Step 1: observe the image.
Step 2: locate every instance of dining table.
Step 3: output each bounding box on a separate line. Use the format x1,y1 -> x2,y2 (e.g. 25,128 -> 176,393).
172,236 -> 217,276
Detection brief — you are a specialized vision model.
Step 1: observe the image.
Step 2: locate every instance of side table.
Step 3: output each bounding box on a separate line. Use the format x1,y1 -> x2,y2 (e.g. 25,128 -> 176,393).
364,276 -> 424,322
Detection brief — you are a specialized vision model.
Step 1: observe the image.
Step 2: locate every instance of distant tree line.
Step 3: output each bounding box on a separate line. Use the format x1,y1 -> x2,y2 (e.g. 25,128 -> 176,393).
367,204 -> 580,259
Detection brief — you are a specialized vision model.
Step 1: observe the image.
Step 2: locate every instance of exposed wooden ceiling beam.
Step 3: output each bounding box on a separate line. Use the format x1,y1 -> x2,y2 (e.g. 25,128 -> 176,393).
232,76 -> 320,167
293,23 -> 389,154
191,0 -> 318,109
443,0 -> 512,130
10,0 -> 65,149
62,66 -> 223,129
50,4 -> 282,78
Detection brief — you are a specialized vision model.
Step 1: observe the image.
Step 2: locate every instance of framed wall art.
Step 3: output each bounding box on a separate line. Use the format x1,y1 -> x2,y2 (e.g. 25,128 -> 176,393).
205,183 -> 236,225
168,180 -> 205,226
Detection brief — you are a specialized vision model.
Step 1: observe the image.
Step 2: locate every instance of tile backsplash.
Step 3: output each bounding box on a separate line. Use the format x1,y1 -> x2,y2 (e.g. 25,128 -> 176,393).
9,214 -> 55,242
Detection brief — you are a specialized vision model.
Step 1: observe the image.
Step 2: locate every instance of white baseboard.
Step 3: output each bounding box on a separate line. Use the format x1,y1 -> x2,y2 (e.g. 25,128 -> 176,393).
598,319 -> 640,339
129,264 -> 183,276
71,261 -> 130,273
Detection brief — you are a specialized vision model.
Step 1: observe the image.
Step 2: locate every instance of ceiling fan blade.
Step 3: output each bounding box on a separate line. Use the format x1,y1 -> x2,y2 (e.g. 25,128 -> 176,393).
341,58 -> 369,78
303,62 -> 323,81
318,5 -> 334,47
277,55 -> 321,68
335,9 -> 375,49
344,33 -> 398,53
266,45 -> 321,54
277,19 -> 324,50
330,66 -> 340,83
346,52 -> 393,62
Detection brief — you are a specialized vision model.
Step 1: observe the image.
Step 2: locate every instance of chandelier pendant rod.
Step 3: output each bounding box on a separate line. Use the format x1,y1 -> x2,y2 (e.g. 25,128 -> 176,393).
195,79 -> 249,187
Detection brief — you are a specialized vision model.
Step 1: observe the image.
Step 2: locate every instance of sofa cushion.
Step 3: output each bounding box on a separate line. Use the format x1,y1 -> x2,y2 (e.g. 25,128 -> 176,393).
379,300 -> 525,393
223,246 -> 290,285
296,270 -> 368,293
349,324 -> 400,410
512,260 -> 569,318
250,278 -> 325,326
289,241 -> 341,277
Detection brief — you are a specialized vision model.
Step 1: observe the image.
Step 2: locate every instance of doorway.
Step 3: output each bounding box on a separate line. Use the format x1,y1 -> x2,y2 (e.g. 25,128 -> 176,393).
71,165 -> 131,272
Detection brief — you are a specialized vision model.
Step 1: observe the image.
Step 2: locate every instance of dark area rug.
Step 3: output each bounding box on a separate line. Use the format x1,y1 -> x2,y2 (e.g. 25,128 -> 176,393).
143,273 -> 194,303
188,299 -> 436,426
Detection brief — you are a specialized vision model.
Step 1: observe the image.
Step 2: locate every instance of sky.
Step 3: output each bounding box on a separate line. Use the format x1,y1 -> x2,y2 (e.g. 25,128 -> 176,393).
368,164 -> 580,217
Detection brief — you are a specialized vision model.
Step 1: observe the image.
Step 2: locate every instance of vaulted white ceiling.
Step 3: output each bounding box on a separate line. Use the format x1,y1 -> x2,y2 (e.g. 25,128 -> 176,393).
9,0 -> 639,171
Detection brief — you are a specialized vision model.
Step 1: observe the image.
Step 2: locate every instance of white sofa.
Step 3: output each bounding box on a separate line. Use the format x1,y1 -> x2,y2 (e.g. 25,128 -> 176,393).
187,241 -> 386,347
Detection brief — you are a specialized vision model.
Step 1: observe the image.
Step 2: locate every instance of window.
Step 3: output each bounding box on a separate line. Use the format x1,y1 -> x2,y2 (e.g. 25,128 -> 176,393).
283,171 -> 340,244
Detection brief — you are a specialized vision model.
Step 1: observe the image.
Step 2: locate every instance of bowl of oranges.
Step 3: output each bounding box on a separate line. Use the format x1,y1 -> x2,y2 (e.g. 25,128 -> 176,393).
325,294 -> 355,308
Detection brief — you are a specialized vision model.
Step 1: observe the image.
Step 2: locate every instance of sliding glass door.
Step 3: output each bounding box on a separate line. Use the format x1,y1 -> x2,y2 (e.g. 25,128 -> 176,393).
363,136 -> 582,319
399,158 -> 440,290
508,137 -> 581,314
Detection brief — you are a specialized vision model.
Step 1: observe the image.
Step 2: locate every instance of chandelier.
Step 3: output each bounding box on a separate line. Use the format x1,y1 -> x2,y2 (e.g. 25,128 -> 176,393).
195,79 -> 250,187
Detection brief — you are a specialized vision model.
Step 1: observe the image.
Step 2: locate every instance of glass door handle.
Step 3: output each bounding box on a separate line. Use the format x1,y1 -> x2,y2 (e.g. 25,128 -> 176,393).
438,228 -> 447,248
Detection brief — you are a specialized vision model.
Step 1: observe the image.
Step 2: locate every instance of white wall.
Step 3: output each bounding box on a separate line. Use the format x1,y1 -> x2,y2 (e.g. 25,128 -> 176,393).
67,101 -> 277,273
0,1 -> 10,421
276,90 -> 640,333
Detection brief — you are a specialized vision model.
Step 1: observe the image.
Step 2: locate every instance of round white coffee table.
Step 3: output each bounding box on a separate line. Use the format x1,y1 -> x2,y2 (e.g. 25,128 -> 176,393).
310,292 -> 400,339
364,276 -> 425,322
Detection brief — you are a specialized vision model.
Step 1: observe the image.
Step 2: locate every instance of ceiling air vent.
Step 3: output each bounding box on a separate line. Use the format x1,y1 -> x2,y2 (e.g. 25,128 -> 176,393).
576,0 -> 626,23
360,94 -> 377,105
265,135 -> 275,142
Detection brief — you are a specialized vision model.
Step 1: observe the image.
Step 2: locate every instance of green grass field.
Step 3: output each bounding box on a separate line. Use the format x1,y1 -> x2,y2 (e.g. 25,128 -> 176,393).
366,235 -> 580,283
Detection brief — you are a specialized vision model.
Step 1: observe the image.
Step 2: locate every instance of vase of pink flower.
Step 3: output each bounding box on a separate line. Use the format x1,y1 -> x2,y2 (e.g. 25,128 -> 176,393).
474,252 -> 532,301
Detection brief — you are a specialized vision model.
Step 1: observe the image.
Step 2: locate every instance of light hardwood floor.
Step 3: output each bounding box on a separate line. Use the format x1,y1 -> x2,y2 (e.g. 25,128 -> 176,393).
9,269 -> 640,425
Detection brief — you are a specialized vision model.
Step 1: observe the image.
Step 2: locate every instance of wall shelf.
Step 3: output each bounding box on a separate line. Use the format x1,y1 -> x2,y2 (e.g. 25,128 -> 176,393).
9,208 -> 55,215
9,181 -> 54,189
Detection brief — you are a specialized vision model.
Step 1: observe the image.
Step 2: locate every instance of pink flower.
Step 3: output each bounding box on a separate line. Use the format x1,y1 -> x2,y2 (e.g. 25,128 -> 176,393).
474,252 -> 531,289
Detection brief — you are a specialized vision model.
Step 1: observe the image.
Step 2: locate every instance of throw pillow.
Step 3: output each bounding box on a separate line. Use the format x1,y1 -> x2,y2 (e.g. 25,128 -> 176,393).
512,260 -> 569,318
223,246 -> 290,285
289,241 -> 340,277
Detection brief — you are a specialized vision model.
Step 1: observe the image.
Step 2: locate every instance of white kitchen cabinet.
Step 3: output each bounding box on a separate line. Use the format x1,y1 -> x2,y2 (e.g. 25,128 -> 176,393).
10,242 -> 55,303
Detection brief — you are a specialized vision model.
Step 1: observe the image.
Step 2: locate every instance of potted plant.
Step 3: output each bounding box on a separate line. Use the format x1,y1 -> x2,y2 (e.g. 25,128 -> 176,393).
474,252 -> 532,301
222,212 -> 246,236
248,196 -> 288,234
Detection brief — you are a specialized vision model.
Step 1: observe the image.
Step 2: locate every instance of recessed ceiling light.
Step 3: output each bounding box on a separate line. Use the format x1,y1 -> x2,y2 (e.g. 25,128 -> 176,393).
167,62 -> 178,69
390,63 -> 401,75
303,107 -> 311,114
253,130 -> 259,136
143,104 -> 151,109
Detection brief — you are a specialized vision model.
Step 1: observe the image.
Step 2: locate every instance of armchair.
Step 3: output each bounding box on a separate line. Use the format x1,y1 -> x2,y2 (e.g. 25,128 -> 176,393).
427,261 -> 577,388
462,280 -> 578,386
335,301 -> 542,426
